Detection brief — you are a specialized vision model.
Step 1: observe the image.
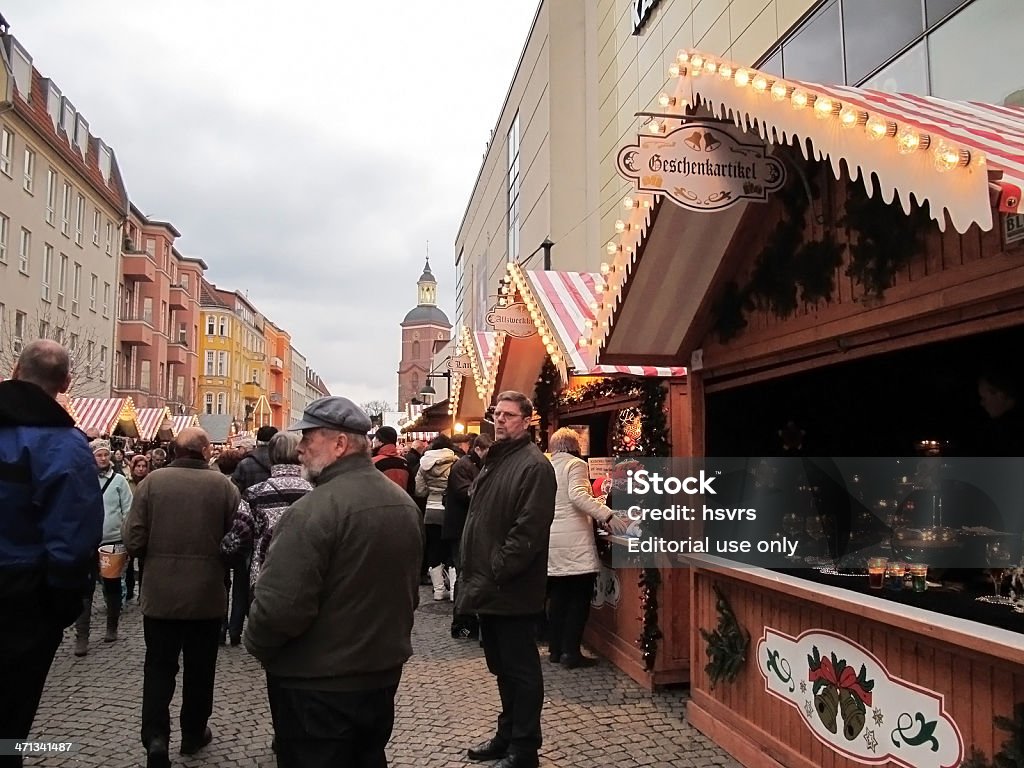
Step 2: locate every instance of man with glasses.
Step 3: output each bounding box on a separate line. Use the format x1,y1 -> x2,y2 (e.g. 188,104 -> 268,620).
457,391 -> 556,768
245,396 -> 422,768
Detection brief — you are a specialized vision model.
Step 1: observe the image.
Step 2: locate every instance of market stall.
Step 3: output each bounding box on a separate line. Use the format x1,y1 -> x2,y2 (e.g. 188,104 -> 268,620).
584,48 -> 1024,766
70,396 -> 141,439
449,326 -> 499,435
135,406 -> 173,443
169,413 -> 200,436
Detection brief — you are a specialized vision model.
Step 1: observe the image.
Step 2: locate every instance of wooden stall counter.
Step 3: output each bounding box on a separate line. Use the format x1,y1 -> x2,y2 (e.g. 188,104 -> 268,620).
686,555 -> 1024,768
582,535 -> 690,690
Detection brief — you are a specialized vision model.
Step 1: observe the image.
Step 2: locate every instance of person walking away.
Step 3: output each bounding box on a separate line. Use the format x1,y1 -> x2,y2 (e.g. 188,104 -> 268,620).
456,391 -> 556,768
416,434 -> 458,600
73,439 -> 133,655
220,431 -> 313,592
443,433 -> 492,638
0,340 -> 103,767
125,454 -> 151,601
245,396 -> 422,768
122,427 -> 240,768
546,428 -> 628,668
372,426 -> 409,489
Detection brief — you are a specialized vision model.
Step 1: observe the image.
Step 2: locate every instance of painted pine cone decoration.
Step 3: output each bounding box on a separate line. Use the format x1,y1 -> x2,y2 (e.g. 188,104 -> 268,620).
815,684 -> 840,734
840,689 -> 866,740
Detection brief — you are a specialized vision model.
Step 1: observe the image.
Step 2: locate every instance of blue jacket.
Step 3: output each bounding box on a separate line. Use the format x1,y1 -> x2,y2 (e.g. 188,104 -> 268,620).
0,379 -> 103,626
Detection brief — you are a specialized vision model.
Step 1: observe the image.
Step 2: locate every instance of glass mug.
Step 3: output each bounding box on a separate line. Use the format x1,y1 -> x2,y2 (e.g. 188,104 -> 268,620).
867,557 -> 888,590
885,561 -> 907,592
909,564 -> 928,592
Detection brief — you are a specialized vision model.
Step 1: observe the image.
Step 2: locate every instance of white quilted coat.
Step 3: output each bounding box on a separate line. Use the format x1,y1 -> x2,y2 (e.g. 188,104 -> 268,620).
547,452 -> 614,576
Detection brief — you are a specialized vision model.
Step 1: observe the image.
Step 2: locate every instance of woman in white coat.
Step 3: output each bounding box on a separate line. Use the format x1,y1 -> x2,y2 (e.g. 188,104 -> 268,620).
546,428 -> 628,668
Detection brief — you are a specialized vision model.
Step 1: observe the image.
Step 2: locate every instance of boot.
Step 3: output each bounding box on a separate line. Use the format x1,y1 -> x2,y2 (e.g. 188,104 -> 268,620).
74,604 -> 90,657
447,567 -> 457,602
103,590 -> 121,642
428,565 -> 447,601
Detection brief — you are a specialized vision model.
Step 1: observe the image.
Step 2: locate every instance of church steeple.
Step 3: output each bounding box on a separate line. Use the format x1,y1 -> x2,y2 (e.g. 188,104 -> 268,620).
417,257 -> 437,306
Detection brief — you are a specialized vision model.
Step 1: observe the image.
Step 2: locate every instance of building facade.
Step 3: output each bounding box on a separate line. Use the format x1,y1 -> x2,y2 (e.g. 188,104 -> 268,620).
0,30 -> 127,397
263,320 -> 291,429
455,0 -> 1021,335
305,367 -> 330,404
289,345 -> 307,425
397,259 -> 451,409
113,205 -> 204,413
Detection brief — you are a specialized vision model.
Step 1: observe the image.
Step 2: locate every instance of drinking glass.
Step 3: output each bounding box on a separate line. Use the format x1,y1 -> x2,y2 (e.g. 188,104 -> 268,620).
909,564 -> 928,592
979,540 -> 1015,605
885,562 -> 906,592
867,557 -> 888,589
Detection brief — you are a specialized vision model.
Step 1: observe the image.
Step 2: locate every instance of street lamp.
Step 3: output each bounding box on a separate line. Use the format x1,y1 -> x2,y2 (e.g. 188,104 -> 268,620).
419,358 -> 454,435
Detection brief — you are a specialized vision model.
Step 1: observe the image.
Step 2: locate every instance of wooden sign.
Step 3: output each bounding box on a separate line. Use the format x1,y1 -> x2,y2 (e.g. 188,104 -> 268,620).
486,302 -> 537,338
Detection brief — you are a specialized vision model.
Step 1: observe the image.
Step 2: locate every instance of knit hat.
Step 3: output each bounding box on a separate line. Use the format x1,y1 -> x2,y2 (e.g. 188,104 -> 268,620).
90,439 -> 111,454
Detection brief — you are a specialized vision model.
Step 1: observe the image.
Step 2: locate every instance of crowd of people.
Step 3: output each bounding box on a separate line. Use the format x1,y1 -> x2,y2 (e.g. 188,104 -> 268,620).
1,339 -> 629,768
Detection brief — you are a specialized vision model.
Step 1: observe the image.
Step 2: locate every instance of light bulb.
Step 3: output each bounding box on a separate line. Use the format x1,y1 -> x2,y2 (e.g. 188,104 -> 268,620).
791,89 -> 810,109
718,64 -> 733,80
865,115 -> 893,140
690,54 -> 704,72
600,262 -> 611,274
734,69 -> 750,87
606,241 -> 618,255
551,354 -> 561,365
933,140 -> 966,172
839,105 -> 864,128
770,81 -> 789,101
658,92 -> 674,108
614,219 -> 628,233
623,196 -> 635,209
668,63 -> 680,78
896,125 -> 930,154
541,334 -> 551,345
497,297 -> 507,307
647,119 -> 662,134
814,97 -> 836,119
584,319 -> 594,329
703,59 -> 717,74
676,50 -> 689,64
752,75 -> 769,93
589,301 -> 598,312
545,343 -> 556,354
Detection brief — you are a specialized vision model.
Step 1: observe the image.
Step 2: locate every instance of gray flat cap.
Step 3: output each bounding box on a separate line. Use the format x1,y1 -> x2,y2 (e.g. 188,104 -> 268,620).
288,396 -> 372,434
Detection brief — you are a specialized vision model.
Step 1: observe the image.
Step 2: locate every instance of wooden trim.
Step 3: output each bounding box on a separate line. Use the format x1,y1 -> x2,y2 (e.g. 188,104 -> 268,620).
591,352 -> 683,367
686,555 -> 1024,664
556,393 -> 640,418
689,690 -> 809,768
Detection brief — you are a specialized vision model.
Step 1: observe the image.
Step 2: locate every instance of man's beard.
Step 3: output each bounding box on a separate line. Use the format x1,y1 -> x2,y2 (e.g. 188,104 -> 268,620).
301,457 -> 330,483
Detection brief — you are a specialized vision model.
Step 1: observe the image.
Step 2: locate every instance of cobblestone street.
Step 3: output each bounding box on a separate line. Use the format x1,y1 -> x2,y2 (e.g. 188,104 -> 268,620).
27,590 -> 741,768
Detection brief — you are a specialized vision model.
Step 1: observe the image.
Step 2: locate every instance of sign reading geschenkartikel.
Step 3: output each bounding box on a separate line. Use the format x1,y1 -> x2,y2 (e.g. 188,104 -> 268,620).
617,122 -> 786,212
486,303 -> 537,338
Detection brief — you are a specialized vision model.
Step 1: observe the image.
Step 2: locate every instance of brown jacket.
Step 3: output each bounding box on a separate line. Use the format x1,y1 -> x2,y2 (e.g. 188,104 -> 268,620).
122,458 -> 240,620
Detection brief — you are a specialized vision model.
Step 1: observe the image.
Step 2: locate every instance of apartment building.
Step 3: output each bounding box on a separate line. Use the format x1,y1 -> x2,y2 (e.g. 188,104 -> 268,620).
197,279 -> 268,429
263,320 -> 291,429
0,29 -> 127,396
305,367 -> 330,404
289,345 -> 307,424
455,0 -> 1020,332
113,204 -> 205,412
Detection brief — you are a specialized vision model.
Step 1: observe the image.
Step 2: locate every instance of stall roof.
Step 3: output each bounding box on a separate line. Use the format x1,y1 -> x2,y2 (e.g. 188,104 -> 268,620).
170,414 -> 200,436
452,327 -> 499,421
589,49 -> 1024,365
198,414 -> 233,443
135,407 -> 172,442
71,397 -> 140,438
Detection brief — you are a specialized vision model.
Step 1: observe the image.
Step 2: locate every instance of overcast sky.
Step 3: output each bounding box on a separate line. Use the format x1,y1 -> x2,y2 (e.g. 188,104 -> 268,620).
3,2 -> 538,406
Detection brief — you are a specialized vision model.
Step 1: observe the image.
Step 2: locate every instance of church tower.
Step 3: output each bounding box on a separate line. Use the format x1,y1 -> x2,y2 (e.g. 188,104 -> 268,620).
398,258 -> 451,409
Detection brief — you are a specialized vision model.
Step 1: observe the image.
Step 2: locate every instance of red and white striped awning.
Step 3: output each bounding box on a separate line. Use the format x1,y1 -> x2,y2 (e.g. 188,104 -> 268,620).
523,269 -> 687,378
135,407 -> 172,441
170,414 -> 199,436
473,331 -> 499,369
70,397 -> 140,438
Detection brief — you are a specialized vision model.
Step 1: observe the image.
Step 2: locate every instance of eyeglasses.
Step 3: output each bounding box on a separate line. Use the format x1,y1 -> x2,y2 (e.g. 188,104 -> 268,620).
493,410 -> 525,421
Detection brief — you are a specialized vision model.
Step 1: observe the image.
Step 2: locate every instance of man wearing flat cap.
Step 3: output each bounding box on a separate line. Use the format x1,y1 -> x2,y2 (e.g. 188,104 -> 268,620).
245,396 -> 423,767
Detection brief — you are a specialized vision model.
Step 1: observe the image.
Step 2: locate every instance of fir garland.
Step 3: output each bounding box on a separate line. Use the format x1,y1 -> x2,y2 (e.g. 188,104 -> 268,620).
638,567 -> 663,671
558,376 -> 670,458
698,583 -> 750,689
532,360 -> 559,452
962,703 -> 1024,768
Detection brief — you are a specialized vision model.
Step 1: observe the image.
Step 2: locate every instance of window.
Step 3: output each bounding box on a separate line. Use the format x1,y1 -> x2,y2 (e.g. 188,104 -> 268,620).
861,41 -> 928,94
217,351 -> 227,377
216,392 -> 226,415
142,296 -> 153,325
103,282 -> 110,318
0,127 -> 12,176
75,194 -> 85,245
140,360 -> 151,392
61,182 -> 72,237
99,346 -> 107,379
145,238 -> 155,257
14,311 -> 26,351
204,393 -> 214,414
844,0 -> 924,84
926,0 -> 968,27
0,213 -> 8,264
251,368 -> 259,384
18,228 -> 30,273
22,147 -> 34,193
92,209 -> 100,245
69,332 -> 78,352
72,263 -> 81,315
782,0 -> 844,84
46,168 -> 57,225
160,300 -> 167,333
41,244 -> 53,301
57,254 -> 67,308
87,340 -> 95,377
205,351 -> 215,376
506,112 -> 520,262
180,273 -> 190,292
104,219 -> 112,255
158,363 -> 165,396
178,323 -> 187,345
206,316 -> 215,335
89,274 -> 97,311
412,340 -> 420,358
219,316 -> 227,336
38,320 -> 49,339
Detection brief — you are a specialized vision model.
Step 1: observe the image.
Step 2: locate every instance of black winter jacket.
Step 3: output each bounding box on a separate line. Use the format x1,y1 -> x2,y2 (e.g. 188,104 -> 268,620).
232,445 -> 273,492
441,452 -> 481,541
455,436 -> 555,616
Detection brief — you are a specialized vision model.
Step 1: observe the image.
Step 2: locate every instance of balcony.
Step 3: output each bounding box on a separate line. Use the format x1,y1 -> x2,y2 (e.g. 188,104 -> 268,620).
270,356 -> 284,372
119,319 -> 154,347
243,381 -> 262,400
166,342 -> 188,365
122,254 -> 156,282
168,285 -> 188,310
270,391 -> 284,406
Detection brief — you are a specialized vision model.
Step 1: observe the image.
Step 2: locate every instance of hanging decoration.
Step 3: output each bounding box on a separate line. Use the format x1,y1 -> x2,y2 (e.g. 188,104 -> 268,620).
962,704 -> 1024,768
637,567 -> 662,671
699,583 -> 750,689
559,376 -> 670,457
532,359 -> 559,452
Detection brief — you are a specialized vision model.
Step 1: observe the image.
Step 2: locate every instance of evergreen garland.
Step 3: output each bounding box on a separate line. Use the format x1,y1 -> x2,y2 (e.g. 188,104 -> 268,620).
638,567 -> 663,671
962,703 -> 1024,768
559,377 -> 670,457
532,359 -> 559,452
698,584 -> 750,689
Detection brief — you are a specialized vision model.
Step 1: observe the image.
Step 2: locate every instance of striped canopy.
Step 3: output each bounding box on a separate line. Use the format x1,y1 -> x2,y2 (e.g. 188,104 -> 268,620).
170,414 -> 200,436
135,407 -> 172,442
70,397 -> 140,438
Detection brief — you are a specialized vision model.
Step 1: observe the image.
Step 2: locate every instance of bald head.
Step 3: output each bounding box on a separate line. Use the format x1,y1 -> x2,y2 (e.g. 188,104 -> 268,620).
173,427 -> 211,459
14,339 -> 71,397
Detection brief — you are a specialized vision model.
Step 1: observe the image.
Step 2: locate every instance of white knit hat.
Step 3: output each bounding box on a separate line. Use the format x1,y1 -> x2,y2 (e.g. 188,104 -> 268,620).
90,439 -> 111,454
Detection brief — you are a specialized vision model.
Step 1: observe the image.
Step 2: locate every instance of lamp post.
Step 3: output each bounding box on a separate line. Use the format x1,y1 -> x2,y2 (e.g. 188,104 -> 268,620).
419,360 -> 454,435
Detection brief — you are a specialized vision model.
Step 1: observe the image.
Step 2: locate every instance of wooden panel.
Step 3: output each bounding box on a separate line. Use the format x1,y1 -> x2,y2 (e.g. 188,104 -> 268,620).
687,566 -> 1024,767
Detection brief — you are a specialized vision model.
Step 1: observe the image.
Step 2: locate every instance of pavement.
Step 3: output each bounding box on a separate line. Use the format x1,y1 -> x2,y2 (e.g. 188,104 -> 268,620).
26,589 -> 742,768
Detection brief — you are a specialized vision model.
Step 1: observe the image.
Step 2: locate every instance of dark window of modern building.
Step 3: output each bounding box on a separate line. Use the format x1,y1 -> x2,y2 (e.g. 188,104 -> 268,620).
843,0 -> 924,84
782,0 -> 845,84
859,40 -> 929,94
925,0 -> 970,27
930,0 -> 1024,102
759,48 -> 783,77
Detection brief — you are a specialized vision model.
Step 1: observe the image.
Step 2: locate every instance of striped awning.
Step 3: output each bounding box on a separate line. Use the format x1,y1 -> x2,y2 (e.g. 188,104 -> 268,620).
56,393 -> 77,422
170,414 -> 199,436
523,269 -> 687,379
70,397 -> 140,438
473,331 -> 499,370
135,407 -> 172,441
